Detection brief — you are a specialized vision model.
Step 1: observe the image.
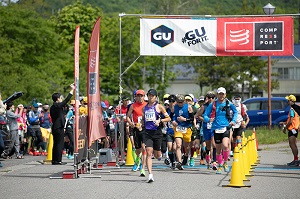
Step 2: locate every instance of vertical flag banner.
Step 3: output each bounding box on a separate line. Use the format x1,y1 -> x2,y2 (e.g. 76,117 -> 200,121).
74,26 -> 80,153
87,17 -> 106,147
140,16 -> 293,56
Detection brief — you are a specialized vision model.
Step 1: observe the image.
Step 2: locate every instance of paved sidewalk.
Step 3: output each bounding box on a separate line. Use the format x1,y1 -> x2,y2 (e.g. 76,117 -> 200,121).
0,141 -> 299,199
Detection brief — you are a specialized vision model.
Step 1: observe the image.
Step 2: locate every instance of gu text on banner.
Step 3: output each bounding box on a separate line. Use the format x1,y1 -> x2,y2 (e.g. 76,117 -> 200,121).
74,26 -> 80,153
140,16 -> 293,56
87,17 -> 106,147
140,18 -> 217,56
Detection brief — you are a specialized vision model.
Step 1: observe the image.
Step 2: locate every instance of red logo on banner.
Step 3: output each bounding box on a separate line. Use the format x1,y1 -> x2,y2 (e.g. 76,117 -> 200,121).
217,17 -> 293,56
225,23 -> 253,51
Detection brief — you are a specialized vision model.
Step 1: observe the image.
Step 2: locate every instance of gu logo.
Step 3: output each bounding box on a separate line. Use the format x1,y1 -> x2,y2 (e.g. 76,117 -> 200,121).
151,25 -> 174,48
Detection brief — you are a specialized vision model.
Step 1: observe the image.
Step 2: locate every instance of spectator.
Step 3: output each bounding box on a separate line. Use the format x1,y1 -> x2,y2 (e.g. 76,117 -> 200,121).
6,101 -> 23,159
50,83 -> 74,165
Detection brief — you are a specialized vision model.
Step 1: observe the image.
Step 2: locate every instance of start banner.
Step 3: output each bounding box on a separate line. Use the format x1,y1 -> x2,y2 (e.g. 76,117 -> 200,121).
140,16 -> 293,56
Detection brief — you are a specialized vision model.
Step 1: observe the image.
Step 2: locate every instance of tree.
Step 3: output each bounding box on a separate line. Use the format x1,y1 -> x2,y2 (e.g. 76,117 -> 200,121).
0,5 -> 72,104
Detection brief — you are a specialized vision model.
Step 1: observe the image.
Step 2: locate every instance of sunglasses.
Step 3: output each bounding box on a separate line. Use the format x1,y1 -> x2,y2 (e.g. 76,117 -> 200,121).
169,100 -> 175,103
207,97 -> 214,99
177,101 -> 184,103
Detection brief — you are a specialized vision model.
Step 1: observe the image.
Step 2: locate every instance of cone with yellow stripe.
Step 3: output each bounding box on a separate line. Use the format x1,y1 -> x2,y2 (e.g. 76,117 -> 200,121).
125,137 -> 134,166
43,133 -> 53,164
223,146 -> 251,188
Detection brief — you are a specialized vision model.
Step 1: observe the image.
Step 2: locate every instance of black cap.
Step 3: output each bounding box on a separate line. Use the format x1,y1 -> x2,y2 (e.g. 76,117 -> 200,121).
168,94 -> 176,102
234,94 -> 241,99
122,96 -> 129,101
147,89 -> 157,96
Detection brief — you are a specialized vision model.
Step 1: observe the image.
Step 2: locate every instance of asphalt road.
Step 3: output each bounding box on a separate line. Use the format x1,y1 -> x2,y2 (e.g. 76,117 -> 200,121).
0,141 -> 299,199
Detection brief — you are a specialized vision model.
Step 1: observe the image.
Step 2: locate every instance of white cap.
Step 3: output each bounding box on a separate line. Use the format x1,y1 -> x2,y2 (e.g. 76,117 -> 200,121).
37,102 -> 42,106
164,100 -> 170,105
144,95 -> 148,101
188,94 -> 195,100
217,87 -> 226,94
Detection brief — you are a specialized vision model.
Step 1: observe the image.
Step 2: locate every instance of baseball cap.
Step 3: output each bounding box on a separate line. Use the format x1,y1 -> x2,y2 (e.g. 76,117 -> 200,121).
136,90 -> 145,96
286,95 -> 296,102
122,96 -> 129,101
70,100 -> 75,105
33,103 -> 39,108
18,104 -> 24,108
185,95 -> 193,101
177,94 -> 185,102
164,100 -> 170,105
147,89 -> 158,96
198,96 -> 205,102
217,87 -> 226,94
234,94 -> 241,99
163,94 -> 170,99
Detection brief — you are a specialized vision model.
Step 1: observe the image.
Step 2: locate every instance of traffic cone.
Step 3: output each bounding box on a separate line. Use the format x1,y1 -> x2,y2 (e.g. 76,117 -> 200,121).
43,133 -> 53,164
248,136 -> 257,167
125,137 -> 134,166
242,137 -> 253,177
238,144 -> 250,182
251,134 -> 260,164
223,147 -> 251,188
252,128 -> 260,151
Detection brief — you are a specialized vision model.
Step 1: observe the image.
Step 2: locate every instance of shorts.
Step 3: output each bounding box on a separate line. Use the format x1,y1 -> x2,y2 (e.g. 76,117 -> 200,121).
214,128 -> 231,144
143,129 -> 163,151
166,133 -> 175,143
191,126 -> 200,141
288,129 -> 298,138
174,127 -> 192,143
232,127 -> 243,138
131,127 -> 144,149
203,128 -> 214,141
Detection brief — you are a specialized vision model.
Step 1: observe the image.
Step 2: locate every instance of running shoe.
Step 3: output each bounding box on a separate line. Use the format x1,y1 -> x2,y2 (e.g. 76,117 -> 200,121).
67,155 -> 74,160
212,162 -> 218,170
287,160 -> 300,167
176,162 -> 184,170
140,169 -> 146,177
146,173 -> 154,183
182,156 -> 188,165
171,162 -> 176,170
223,162 -> 229,172
139,163 -> 142,171
216,166 -> 223,174
132,164 -> 138,171
164,158 -> 170,165
189,158 -> 195,167
230,150 -> 234,157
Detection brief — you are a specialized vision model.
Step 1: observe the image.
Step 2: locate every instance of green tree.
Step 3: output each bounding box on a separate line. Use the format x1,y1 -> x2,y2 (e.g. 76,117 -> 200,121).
0,4 -> 72,105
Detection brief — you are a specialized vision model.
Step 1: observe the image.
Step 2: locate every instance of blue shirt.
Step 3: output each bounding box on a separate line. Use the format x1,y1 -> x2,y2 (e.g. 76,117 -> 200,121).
203,99 -> 238,130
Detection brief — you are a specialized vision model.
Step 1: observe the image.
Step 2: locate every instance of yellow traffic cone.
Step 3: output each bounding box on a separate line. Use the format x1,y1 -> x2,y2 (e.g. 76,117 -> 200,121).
43,133 -> 53,164
248,136 -> 257,167
223,147 -> 251,188
251,134 -> 260,164
193,151 -> 197,158
125,137 -> 134,166
242,138 -> 253,177
238,144 -> 250,181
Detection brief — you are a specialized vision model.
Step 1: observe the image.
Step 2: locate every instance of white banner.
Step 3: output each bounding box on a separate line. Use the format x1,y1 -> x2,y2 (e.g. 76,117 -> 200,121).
140,18 -> 217,56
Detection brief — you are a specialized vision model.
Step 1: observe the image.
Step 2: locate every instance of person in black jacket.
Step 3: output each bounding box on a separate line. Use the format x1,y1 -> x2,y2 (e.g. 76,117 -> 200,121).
50,83 -> 75,165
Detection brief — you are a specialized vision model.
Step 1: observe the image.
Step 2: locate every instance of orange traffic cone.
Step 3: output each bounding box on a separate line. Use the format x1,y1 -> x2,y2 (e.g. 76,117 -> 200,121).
125,137 -> 134,166
43,133 -> 53,164
253,128 -> 260,151
223,147 -> 251,188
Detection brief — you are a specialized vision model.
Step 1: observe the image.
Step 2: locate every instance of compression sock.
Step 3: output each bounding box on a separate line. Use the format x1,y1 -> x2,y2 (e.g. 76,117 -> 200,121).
222,150 -> 230,162
216,154 -> 223,165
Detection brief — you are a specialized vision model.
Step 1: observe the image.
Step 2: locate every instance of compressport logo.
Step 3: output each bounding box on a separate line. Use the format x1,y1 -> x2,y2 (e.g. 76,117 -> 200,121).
151,25 -> 174,48
182,27 -> 209,46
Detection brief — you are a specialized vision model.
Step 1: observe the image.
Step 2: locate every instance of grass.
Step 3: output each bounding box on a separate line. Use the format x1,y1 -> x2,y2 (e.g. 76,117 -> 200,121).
244,126 -> 287,145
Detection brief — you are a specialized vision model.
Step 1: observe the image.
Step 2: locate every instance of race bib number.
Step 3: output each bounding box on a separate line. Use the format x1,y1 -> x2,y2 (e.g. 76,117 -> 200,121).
145,110 -> 156,122
176,126 -> 187,134
292,129 -> 297,134
215,127 -> 227,134
207,122 -> 212,129
162,127 -> 167,134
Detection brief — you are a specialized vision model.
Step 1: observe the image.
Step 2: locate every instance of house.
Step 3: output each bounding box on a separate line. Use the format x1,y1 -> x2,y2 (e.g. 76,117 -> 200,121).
166,44 -> 300,100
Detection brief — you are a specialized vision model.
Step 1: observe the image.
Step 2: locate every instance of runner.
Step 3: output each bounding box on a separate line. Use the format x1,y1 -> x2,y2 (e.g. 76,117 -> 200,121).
170,94 -> 194,170
203,87 -> 238,174
197,91 -> 217,170
142,89 -> 170,183
230,94 -> 250,156
164,95 -> 177,169
126,90 -> 147,176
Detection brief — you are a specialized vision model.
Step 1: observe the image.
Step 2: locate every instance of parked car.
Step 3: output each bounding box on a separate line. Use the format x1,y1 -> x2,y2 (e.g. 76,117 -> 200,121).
242,97 -> 289,127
